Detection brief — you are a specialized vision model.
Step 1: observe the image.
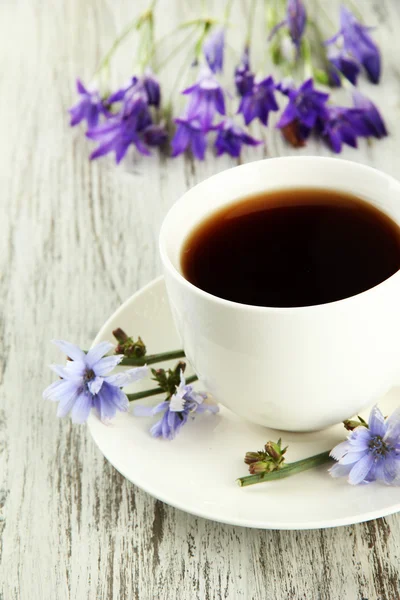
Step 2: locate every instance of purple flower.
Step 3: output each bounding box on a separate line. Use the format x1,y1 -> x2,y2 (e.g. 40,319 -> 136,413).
87,92 -> 154,162
69,79 -> 107,128
269,0 -> 307,51
329,406 -> 400,485
286,0 -> 307,48
352,90 -> 387,138
234,47 -> 255,97
326,6 -> 381,84
276,78 -> 329,139
182,67 -> 225,131
171,118 -> 208,160
43,340 -> 148,423
133,373 -> 219,440
275,77 -> 294,96
238,76 -> 279,126
141,123 -> 168,147
319,106 -> 368,153
107,71 -> 161,108
214,120 -> 262,157
327,47 -> 360,85
107,77 -> 139,104
203,27 -> 225,73
143,69 -> 161,107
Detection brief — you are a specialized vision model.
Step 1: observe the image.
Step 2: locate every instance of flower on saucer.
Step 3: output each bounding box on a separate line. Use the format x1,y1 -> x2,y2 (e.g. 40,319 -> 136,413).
43,340 -> 148,423
329,405 -> 400,485
133,372 -> 219,440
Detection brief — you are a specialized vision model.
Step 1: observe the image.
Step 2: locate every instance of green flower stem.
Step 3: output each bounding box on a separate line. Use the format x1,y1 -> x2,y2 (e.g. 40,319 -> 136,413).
247,0 -> 258,46
156,25 -> 199,72
95,2 -> 157,75
178,18 -> 216,29
301,36 -> 314,79
119,349 -> 185,366
224,0 -> 234,23
236,451 -> 332,487
95,17 -> 140,75
127,374 -> 198,402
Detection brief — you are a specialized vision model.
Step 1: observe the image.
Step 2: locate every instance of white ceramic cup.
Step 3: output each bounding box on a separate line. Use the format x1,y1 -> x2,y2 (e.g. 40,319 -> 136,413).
159,157 -> 400,432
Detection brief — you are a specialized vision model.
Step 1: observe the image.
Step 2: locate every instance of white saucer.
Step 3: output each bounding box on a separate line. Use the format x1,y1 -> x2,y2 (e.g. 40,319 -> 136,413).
88,277 -> 400,530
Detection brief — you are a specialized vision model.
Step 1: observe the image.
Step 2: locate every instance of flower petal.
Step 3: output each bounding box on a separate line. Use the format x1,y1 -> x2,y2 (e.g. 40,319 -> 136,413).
86,342 -> 115,368
338,449 -> 368,465
191,131 -> 207,160
203,27 -> 225,73
56,388 -> 81,418
348,426 -> 371,449
171,123 -> 191,157
329,462 -> 353,478
70,392 -> 93,424
368,405 -> 387,437
43,379 -> 65,400
49,364 -> 72,379
384,407 -> 400,445
105,365 -> 148,387
88,376 -> 104,395
330,440 -> 350,461
170,391 -> 186,412
150,415 -> 166,438
93,354 -> 124,376
348,453 -> 374,485
52,340 -> 86,362
44,379 -> 79,402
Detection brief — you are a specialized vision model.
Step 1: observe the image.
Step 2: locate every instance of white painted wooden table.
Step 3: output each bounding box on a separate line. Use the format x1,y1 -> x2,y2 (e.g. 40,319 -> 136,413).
2,0 -> 400,598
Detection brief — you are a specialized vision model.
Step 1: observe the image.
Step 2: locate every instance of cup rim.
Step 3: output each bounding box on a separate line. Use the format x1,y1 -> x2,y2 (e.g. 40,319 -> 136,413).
159,156 -> 400,314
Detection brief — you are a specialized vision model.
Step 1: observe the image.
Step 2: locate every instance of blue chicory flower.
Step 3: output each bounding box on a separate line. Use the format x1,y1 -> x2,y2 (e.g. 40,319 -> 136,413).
234,47 -> 255,97
133,373 -> 219,440
352,90 -> 387,138
329,405 -> 400,485
203,27 -> 225,73
43,340 -> 148,423
269,0 -> 307,51
87,91 -> 157,162
325,6 -> 381,84
276,78 -> 329,139
238,75 -> 279,126
69,79 -> 108,128
182,67 -> 225,131
171,118 -> 208,159
214,119 -> 262,157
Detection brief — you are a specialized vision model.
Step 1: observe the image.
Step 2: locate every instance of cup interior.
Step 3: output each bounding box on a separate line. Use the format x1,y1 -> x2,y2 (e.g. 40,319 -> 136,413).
160,157 -> 400,279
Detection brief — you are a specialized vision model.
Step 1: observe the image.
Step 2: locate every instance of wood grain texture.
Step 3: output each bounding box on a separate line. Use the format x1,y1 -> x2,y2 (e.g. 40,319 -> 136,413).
1,0 -> 400,598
